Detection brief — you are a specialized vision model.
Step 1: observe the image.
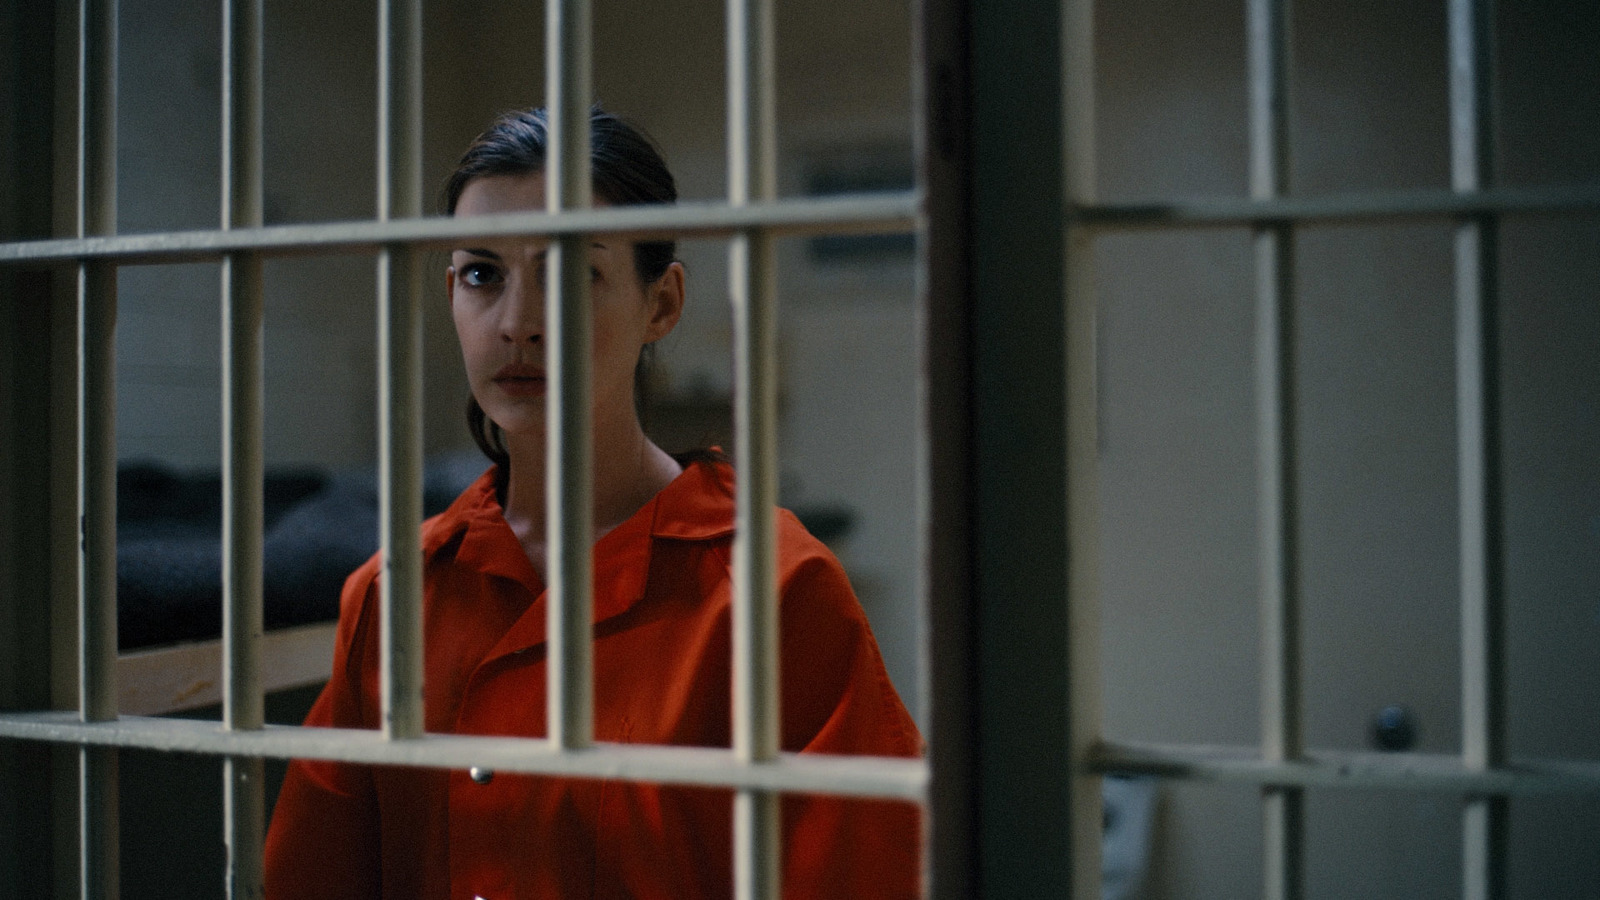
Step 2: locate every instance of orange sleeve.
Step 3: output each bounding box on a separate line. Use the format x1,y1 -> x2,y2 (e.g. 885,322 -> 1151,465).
263,562 -> 383,900
777,529 -> 923,899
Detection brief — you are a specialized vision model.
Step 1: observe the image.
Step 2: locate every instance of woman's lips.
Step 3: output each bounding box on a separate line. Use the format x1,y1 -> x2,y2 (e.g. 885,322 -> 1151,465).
493,364 -> 546,397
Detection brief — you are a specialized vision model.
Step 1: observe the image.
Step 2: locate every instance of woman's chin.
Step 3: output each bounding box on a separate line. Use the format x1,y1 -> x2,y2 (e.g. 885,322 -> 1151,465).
482,404 -> 546,441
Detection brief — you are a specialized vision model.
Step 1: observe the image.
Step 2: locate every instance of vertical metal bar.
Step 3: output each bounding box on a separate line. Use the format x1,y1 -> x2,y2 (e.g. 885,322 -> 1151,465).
1255,234 -> 1304,900
0,3 -> 63,891
1248,1 -> 1303,899
77,748 -> 117,900
76,0 -> 117,731
220,0 -> 265,894
728,0 -> 780,894
221,0 -> 265,737
375,0 -> 425,740
1450,1 -> 1507,897
76,0 -> 119,897
915,0 -> 975,893
545,0 -> 595,753
223,761 -> 263,900
1062,2 -> 1104,898
76,265 -> 117,729
970,0 -> 1072,892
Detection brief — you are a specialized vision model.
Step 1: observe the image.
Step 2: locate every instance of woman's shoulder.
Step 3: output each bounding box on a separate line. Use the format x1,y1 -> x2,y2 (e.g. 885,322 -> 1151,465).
774,507 -> 841,569
657,455 -> 847,577
334,468 -> 500,615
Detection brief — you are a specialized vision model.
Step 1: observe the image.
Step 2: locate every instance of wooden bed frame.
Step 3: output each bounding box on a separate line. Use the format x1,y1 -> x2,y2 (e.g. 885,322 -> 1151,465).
116,622 -> 337,716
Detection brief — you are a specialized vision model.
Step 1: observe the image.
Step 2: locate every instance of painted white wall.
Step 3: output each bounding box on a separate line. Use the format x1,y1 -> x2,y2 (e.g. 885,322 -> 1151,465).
118,0 -> 383,469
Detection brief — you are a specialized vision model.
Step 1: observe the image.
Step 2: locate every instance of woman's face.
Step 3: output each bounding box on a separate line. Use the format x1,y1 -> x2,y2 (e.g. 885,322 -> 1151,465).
447,172 -> 683,443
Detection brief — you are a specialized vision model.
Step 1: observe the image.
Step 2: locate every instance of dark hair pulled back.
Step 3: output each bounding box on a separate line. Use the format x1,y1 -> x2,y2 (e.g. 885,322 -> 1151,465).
445,105 -> 677,280
448,106 -> 680,492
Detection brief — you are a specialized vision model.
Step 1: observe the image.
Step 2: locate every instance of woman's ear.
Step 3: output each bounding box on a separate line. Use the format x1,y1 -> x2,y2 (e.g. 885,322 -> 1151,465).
643,261 -> 686,343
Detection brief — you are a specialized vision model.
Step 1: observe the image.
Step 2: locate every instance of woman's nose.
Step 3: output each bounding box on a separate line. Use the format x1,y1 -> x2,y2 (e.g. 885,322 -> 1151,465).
498,273 -> 543,344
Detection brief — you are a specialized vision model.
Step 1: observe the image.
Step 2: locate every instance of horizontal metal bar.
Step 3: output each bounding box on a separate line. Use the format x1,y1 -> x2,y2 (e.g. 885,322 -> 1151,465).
23,182 -> 1599,268
1070,183 -> 1600,230
0,193 -> 920,267
1090,740 -> 1600,796
0,712 -> 929,801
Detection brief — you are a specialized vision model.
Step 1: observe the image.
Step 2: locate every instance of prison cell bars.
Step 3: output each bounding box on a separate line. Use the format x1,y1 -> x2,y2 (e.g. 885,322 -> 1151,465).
0,1 -> 929,898
6,0 -> 1597,896
1080,3 -> 1600,900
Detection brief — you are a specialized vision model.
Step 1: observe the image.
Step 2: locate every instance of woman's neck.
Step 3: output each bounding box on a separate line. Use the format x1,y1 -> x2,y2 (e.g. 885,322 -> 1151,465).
498,415 -> 683,575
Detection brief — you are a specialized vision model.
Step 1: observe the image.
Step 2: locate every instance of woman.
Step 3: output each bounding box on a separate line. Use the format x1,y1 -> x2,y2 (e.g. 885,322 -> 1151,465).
263,107 -> 922,899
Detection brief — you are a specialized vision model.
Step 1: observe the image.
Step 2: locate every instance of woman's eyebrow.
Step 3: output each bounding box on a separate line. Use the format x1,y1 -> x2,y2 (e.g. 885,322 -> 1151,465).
456,246 -> 574,262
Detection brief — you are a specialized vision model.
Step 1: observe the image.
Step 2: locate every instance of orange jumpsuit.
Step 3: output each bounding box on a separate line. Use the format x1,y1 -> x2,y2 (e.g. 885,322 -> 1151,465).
263,459 -> 921,899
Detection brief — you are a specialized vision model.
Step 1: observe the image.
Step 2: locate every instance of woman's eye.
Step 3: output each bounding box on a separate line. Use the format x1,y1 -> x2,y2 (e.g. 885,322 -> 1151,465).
460,263 -> 501,287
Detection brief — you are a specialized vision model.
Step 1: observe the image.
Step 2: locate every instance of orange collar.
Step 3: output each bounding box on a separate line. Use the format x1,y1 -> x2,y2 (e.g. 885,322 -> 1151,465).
422,458 -> 736,636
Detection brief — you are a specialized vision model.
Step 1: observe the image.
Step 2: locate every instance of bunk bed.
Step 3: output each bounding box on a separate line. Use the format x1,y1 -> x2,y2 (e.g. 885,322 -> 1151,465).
115,452 -> 488,714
